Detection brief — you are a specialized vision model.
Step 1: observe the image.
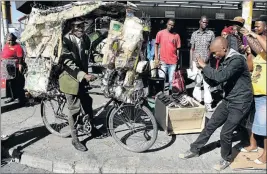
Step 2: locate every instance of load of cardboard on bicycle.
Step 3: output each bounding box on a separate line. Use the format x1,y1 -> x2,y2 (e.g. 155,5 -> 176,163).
18,1 -> 203,133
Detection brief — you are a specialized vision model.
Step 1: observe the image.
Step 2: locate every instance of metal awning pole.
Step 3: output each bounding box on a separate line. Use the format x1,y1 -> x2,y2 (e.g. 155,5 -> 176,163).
242,0 -> 254,31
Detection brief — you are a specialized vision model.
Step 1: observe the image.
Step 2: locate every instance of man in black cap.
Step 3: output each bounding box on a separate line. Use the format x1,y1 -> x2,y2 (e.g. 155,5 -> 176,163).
58,17 -> 96,151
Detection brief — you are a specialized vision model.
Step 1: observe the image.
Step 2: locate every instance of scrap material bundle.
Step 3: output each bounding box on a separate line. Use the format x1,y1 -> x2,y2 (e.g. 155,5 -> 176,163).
101,16 -> 150,104
20,1 -> 149,100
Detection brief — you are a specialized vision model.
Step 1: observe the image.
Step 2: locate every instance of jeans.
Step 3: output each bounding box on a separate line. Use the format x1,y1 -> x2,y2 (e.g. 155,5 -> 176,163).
190,100 -> 252,161
158,61 -> 176,90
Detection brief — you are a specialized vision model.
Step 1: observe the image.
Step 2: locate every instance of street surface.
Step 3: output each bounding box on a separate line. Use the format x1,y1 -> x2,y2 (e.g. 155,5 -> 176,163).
1,159 -> 52,173
1,80 -> 265,173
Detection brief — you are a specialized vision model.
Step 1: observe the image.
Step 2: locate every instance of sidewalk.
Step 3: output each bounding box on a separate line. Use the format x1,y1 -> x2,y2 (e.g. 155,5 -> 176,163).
1,85 -> 263,173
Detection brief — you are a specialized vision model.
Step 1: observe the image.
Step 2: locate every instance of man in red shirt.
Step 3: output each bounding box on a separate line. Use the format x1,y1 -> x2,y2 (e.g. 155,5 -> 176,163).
155,19 -> 181,94
1,33 -> 26,105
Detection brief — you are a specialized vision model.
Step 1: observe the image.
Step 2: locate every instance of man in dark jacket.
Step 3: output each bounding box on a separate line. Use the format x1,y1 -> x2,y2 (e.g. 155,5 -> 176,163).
179,37 -> 253,171
59,17 -> 96,151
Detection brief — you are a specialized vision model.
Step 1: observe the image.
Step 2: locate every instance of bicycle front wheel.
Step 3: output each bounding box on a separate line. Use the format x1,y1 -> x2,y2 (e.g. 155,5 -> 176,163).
108,104 -> 158,153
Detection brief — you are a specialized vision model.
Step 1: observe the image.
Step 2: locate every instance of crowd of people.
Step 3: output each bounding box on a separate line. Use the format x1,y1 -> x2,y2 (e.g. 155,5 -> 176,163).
1,11 -> 266,171
150,15 -> 266,171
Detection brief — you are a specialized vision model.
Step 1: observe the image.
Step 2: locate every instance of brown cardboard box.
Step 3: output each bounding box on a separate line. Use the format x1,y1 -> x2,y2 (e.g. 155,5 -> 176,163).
154,98 -> 206,135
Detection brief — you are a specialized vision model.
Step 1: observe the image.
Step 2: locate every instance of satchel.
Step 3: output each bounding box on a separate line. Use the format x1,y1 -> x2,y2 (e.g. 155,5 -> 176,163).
58,71 -> 79,95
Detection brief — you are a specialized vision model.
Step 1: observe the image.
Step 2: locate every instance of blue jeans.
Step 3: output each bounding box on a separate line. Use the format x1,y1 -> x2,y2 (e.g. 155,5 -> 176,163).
158,61 -> 176,90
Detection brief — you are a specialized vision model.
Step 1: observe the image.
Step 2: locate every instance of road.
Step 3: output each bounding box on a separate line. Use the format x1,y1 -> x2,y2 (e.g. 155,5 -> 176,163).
1,159 -> 52,173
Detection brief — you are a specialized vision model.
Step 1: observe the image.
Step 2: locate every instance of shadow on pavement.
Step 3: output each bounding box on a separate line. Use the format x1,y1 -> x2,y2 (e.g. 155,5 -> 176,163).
1,99 -> 41,114
1,125 -> 50,160
145,134 -> 176,153
1,102 -> 23,114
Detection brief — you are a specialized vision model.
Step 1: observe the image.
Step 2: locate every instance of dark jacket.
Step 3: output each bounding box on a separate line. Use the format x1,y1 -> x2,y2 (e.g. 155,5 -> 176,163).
58,33 -> 91,95
203,49 -> 253,103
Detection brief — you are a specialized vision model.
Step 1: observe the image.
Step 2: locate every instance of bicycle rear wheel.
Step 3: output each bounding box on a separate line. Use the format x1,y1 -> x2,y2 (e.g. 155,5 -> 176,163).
41,95 -> 71,137
108,104 -> 158,153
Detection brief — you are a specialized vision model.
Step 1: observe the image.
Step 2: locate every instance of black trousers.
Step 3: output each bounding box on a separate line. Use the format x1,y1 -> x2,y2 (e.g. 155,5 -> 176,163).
190,99 -> 252,161
6,68 -> 25,102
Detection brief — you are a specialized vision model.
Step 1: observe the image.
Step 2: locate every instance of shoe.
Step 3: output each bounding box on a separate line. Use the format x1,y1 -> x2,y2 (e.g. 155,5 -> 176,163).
205,103 -> 215,112
72,139 -> 87,152
91,127 -> 103,138
213,159 -> 231,171
4,98 -> 15,104
239,147 -> 258,153
254,159 -> 267,165
178,150 -> 199,159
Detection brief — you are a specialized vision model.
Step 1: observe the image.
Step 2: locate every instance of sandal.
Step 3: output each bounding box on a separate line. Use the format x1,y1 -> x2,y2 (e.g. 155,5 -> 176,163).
254,159 -> 267,165
239,147 -> 258,153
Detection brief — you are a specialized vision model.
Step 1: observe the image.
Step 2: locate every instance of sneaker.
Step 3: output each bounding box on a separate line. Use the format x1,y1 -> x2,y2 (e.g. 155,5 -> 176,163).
178,150 -> 199,159
72,139 -> 87,152
213,159 -> 231,171
205,103 -> 215,112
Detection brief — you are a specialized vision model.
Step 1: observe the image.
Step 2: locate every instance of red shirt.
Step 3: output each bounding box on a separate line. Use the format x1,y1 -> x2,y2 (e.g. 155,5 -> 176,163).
155,29 -> 181,64
1,43 -> 23,67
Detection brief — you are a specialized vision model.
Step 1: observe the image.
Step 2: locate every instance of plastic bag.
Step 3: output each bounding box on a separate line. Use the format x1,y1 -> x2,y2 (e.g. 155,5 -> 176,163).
172,70 -> 186,94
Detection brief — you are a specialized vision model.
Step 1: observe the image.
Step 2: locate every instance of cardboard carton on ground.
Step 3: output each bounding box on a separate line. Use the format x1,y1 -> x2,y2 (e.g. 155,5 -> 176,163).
154,98 -> 206,135
230,147 -> 266,170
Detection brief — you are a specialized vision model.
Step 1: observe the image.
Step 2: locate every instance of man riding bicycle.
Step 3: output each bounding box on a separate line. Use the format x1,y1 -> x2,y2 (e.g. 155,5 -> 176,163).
59,17 -> 97,151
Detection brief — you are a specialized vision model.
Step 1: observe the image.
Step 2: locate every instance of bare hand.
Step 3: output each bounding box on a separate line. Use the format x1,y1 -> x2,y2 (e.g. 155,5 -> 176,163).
245,45 -> 251,54
246,32 -> 258,39
84,74 -> 97,82
18,65 -> 22,73
196,56 -> 206,68
154,59 -> 160,68
239,27 -> 249,35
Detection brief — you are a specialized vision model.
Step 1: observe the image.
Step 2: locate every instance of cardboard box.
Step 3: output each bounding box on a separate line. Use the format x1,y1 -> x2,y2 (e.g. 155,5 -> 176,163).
154,98 -> 206,135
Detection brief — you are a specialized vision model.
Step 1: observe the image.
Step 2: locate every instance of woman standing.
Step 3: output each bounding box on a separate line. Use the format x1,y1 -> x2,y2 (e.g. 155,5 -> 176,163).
1,33 -> 26,105
239,15 -> 267,165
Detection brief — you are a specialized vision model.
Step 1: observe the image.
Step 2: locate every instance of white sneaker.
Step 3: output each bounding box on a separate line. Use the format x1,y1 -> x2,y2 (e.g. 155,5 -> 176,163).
205,103 -> 215,112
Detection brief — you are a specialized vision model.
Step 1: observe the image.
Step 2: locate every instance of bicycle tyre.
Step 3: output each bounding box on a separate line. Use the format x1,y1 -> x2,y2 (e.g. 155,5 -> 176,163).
108,104 -> 158,153
41,96 -> 71,138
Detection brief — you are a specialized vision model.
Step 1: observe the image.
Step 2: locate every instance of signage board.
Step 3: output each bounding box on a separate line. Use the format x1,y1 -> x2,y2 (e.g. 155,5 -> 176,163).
165,11 -> 175,18
215,13 -> 225,19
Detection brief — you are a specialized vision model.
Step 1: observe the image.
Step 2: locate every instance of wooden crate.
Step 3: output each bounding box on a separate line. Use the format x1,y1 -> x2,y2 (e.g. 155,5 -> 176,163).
154,98 -> 206,135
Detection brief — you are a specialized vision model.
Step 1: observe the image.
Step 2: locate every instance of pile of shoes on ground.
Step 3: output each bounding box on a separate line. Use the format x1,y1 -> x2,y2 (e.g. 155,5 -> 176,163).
156,92 -> 199,108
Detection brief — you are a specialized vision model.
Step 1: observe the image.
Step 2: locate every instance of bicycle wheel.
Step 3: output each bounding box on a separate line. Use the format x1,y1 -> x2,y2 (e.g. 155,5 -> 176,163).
108,104 -> 158,153
41,95 -> 71,137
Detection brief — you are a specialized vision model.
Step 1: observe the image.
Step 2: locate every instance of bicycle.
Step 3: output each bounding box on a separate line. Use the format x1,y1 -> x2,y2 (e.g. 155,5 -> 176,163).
40,67 -> 158,153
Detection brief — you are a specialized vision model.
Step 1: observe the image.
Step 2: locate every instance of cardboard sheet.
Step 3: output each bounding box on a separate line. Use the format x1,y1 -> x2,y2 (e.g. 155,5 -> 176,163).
230,147 -> 266,170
